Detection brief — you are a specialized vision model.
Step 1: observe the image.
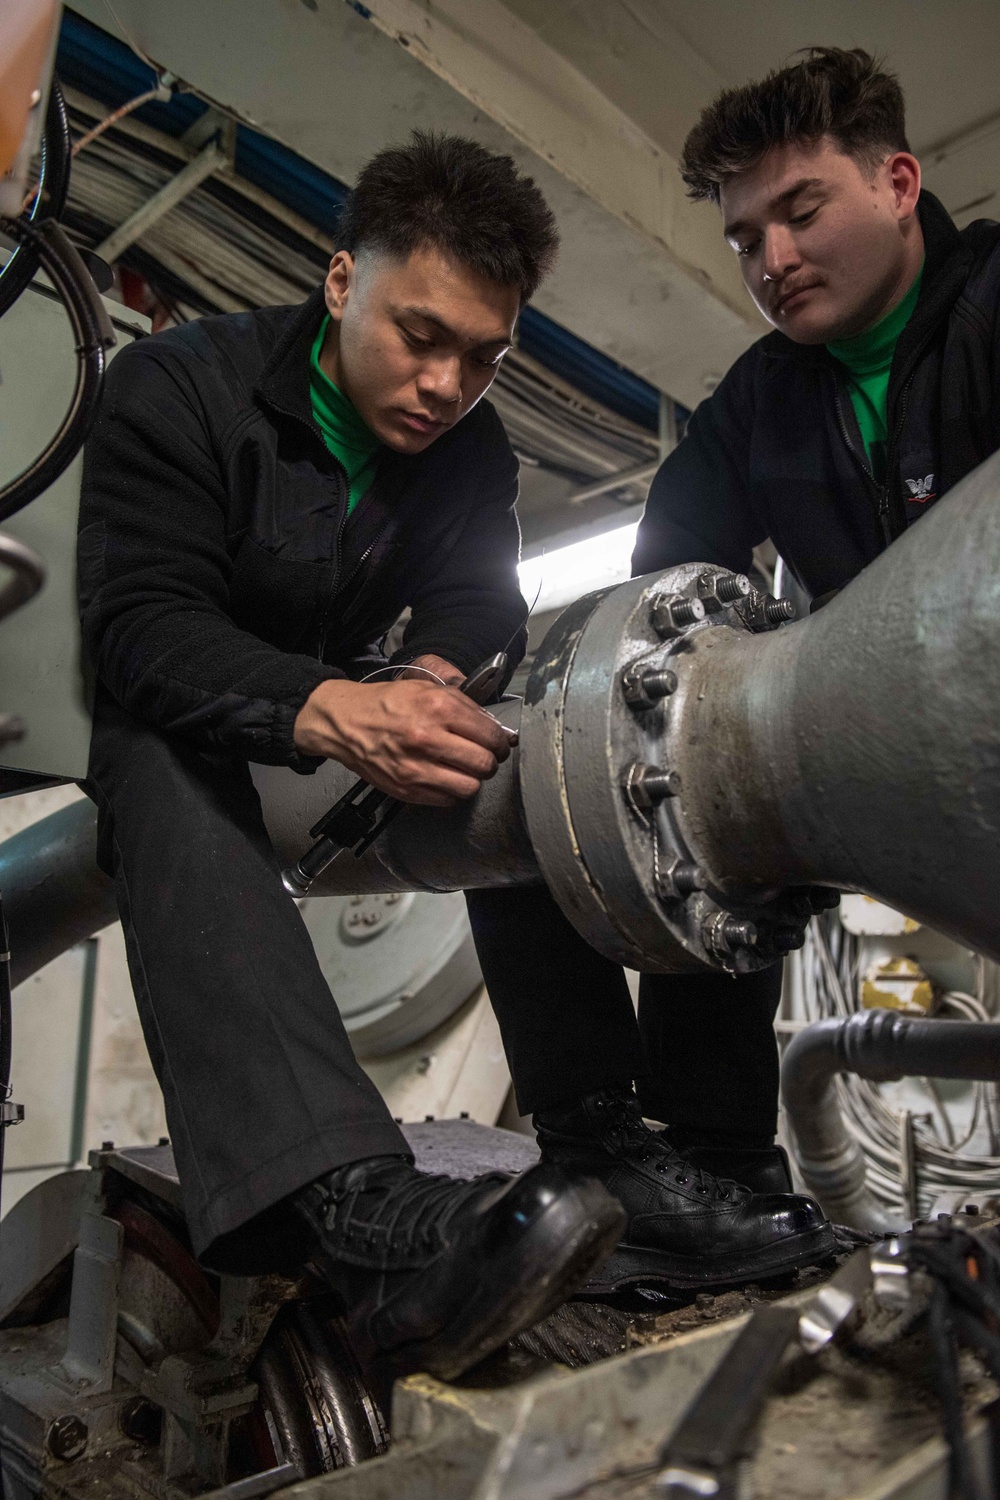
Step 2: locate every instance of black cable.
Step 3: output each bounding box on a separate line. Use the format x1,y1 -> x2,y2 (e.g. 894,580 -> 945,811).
0,80 -> 71,319
928,1282 -> 986,1500
0,216 -> 115,522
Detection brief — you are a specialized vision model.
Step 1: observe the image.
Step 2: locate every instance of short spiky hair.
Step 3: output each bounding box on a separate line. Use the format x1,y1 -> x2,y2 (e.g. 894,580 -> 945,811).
681,48 -> 910,204
337,131 -> 559,302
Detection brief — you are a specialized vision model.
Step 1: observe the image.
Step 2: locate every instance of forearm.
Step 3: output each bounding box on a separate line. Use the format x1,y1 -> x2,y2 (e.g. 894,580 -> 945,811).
87,598 -> 342,764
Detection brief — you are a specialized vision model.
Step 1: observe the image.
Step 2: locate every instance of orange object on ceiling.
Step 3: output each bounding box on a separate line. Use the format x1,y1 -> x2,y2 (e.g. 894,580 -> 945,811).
0,0 -> 59,181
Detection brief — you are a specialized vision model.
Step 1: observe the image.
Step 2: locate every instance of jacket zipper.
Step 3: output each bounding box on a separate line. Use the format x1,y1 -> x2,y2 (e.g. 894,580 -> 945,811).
832,370 -> 913,548
318,519 -> 391,661
255,390 -> 388,662
833,373 -> 878,489
880,376 -> 914,544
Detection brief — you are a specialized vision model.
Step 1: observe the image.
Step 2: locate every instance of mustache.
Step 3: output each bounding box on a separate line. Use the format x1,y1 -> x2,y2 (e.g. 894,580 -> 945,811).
771,279 -> 822,311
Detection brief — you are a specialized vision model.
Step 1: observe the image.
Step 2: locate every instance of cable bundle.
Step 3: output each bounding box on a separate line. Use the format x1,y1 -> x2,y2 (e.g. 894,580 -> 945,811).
788,915 -> 1000,1220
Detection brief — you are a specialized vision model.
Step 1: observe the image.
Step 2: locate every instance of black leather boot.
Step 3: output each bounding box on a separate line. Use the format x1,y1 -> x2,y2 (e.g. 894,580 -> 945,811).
295,1155 -> 624,1387
659,1126 -> 795,1196
534,1088 -> 837,1291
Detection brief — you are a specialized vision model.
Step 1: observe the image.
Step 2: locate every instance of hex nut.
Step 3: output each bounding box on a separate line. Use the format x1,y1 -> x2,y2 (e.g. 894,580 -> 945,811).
120,1396 -> 163,1447
46,1414 -> 88,1462
621,662 -> 678,710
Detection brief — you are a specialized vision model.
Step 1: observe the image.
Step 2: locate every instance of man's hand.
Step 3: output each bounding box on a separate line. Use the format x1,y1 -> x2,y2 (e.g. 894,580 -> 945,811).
293,675 -> 515,806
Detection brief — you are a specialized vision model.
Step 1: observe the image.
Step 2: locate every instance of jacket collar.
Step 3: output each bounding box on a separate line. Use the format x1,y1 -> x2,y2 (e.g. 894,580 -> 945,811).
255,283 -> 329,428
760,191 -> 964,368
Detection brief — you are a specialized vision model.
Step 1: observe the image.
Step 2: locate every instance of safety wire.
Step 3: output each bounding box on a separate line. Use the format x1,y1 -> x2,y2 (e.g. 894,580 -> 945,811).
69,83 -> 170,160
791,915 -> 1000,1219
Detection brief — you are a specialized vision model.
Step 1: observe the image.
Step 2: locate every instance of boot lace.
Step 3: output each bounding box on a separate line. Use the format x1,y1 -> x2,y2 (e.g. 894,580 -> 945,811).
303,1160 -> 512,1267
593,1090 -> 749,1203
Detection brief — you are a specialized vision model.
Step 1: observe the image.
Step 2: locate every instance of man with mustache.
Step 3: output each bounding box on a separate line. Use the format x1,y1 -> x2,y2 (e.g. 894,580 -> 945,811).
470,46 -> 1000,1292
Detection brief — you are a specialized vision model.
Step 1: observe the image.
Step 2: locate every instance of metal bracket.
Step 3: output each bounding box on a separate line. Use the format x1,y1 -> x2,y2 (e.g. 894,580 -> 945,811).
139,1273 -> 297,1486
56,1212 -> 123,1395
657,1249 -> 874,1496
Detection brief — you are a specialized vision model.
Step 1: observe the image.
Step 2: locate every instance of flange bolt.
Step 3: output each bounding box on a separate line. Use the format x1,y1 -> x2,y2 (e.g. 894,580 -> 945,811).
47,1415 -> 88,1463
650,592 -> 706,638
623,761 -> 682,810
621,663 -> 678,710
703,911 -> 758,956
772,925 -> 807,952
697,572 -> 752,612
720,916 -> 758,950
643,768 -> 682,800
716,573 -> 752,604
672,862 -> 707,898
764,597 -> 796,625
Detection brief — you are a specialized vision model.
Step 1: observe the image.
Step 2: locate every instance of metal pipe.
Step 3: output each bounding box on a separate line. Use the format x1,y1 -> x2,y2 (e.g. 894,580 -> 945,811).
4,451 -> 1000,982
671,446 -> 1000,963
781,1011 -> 1000,1231
0,798 -> 117,987
252,698 -> 539,897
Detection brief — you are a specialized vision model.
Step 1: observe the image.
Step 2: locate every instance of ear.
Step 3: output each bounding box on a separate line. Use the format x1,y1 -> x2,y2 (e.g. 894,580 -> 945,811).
885,152 -> 921,221
324,251 -> 355,324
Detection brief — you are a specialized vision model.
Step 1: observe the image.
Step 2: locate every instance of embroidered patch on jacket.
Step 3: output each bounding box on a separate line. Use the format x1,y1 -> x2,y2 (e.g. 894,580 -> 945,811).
904,474 -> 936,502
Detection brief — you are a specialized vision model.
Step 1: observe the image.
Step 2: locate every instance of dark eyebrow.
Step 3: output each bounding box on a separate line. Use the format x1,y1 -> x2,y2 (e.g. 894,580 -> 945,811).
723,177 -> 825,240
397,304 -> 512,348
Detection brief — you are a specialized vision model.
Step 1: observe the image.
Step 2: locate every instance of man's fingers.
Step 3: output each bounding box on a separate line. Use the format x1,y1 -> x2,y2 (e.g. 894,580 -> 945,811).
434,693 -> 514,755
385,764 -> 484,804
417,731 -> 500,781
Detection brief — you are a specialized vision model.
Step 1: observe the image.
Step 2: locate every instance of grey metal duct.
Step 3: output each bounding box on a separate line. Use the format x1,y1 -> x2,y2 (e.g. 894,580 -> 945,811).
781,1010 -> 1000,1231
0,797 -> 115,986
5,446 -> 1000,983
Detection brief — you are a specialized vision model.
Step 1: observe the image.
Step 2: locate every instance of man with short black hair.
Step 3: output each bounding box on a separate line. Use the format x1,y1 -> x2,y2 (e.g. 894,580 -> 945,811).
471,46 -> 1000,1292
79,131 -> 624,1389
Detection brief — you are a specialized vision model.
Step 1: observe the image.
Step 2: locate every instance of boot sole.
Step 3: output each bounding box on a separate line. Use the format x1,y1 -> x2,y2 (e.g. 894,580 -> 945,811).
373,1177 -> 625,1385
581,1221 -> 840,1293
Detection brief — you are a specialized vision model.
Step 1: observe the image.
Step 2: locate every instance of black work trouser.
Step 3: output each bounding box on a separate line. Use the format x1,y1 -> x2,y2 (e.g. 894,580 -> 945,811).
466,885 -> 783,1140
86,695 -> 408,1269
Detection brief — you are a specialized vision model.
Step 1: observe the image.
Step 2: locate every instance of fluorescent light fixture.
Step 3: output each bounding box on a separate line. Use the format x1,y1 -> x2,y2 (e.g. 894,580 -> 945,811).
518,521 -> 639,615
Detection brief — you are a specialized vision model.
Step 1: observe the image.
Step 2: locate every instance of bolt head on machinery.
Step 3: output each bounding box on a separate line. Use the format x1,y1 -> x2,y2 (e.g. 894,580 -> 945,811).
519,565 -> 840,975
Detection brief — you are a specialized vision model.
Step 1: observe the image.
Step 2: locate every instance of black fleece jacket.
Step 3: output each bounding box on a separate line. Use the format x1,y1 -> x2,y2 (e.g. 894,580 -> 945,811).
634,193 -> 1000,596
78,287 -> 527,769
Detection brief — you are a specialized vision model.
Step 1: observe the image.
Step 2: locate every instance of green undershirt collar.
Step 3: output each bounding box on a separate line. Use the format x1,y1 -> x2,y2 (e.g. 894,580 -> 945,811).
309,315 -> 382,515
827,264 -> 924,478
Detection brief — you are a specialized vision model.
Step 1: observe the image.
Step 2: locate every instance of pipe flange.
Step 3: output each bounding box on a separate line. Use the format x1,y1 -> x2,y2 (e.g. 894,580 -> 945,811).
520,565 -> 831,972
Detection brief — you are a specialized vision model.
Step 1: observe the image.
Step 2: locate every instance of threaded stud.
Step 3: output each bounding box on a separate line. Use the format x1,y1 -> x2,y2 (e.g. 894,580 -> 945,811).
672,862 -> 706,898
621,663 -> 678,710
622,761 -> 682,810
764,597 -> 796,625
716,573 -> 751,604
651,592 -> 706,638
772,924 -> 807,952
